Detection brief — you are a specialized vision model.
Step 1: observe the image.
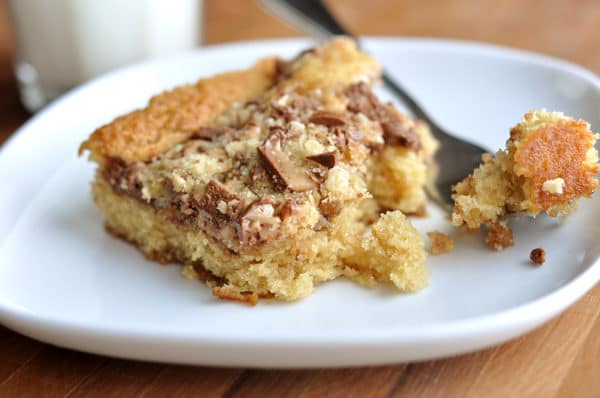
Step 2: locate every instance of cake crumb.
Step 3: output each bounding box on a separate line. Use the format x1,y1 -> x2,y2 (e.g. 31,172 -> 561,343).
426,231 -> 454,255
530,248 -> 546,265
485,223 -> 513,250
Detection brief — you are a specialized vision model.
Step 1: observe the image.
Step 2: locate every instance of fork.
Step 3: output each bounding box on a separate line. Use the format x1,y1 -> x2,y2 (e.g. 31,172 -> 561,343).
260,0 -> 488,208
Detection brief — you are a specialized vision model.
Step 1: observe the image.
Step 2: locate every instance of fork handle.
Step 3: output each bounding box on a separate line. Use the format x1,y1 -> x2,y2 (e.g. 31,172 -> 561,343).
259,0 -> 350,40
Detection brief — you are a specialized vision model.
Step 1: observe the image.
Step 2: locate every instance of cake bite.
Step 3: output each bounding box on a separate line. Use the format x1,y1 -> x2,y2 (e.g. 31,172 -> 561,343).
79,38 -> 437,303
452,110 -> 599,249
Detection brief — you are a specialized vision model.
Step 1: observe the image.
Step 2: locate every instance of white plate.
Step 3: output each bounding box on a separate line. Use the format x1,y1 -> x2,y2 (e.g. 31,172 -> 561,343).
1,38 -> 599,368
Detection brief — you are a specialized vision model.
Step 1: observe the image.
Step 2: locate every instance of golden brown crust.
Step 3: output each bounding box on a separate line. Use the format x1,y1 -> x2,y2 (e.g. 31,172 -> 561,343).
512,117 -> 599,212
79,38 -> 382,165
79,58 -> 279,163
284,37 -> 381,91
212,287 -> 259,306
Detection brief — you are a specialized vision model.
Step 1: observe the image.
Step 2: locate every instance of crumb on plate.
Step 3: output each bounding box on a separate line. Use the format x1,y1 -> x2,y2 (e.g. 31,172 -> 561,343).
426,231 -> 454,255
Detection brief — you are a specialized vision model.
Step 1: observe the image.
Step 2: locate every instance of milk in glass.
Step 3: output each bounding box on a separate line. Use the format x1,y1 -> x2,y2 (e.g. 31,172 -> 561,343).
8,0 -> 201,111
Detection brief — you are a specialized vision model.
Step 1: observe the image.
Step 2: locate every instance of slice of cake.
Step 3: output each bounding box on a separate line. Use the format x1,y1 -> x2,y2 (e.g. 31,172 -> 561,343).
79,38 -> 437,303
452,110 -> 599,249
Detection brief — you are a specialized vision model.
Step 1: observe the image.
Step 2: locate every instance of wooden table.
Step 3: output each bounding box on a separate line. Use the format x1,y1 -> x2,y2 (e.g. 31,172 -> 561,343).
1,1 -> 599,397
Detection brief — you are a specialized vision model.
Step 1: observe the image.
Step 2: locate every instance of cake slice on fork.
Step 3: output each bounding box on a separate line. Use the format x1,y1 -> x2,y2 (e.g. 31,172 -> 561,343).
452,110 -> 599,249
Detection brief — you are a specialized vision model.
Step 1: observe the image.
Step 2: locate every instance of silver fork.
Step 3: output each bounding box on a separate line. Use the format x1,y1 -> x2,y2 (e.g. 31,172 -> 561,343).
260,0 -> 488,208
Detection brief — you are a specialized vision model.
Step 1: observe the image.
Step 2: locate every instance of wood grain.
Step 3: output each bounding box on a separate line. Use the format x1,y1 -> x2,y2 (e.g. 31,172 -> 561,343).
1,1 -> 599,397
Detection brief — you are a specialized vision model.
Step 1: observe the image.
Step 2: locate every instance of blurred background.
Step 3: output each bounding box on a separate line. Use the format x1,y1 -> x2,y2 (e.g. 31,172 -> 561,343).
1,0 -> 600,140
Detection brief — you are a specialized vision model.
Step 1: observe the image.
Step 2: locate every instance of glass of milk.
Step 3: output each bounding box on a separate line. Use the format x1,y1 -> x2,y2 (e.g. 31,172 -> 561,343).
8,0 -> 202,112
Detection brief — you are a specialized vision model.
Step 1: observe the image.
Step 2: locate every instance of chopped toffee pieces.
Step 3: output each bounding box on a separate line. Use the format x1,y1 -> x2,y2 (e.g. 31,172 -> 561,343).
198,180 -> 241,227
346,82 -> 420,150
258,135 -> 317,192
308,111 -> 348,127
306,151 -> 337,168
530,248 -> 546,265
381,117 -> 420,149
103,157 -> 143,198
239,197 -> 281,247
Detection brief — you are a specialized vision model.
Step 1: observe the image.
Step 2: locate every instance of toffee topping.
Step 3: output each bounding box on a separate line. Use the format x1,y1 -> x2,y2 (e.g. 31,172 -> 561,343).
258,134 -> 317,192
239,197 -> 281,247
309,111 -> 348,127
103,157 -> 143,198
306,151 -> 337,168
198,180 -> 242,228
346,82 -> 420,150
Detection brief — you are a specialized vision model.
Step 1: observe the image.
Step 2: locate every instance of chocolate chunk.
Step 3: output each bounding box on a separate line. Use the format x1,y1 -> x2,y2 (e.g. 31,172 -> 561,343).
103,157 -> 144,198
306,151 -> 337,168
381,118 -> 421,148
346,82 -> 421,150
198,180 -> 241,228
272,96 -> 320,123
309,111 -> 348,127
258,136 -> 317,192
103,157 -> 127,188
190,126 -> 229,140
159,179 -> 202,225
346,82 -> 380,119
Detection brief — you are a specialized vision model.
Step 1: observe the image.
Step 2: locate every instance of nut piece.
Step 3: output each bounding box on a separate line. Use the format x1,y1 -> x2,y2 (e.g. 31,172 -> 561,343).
530,247 -> 546,265
239,197 -> 281,247
306,151 -> 337,168
427,231 -> 454,255
258,136 -> 317,192
308,111 -> 348,127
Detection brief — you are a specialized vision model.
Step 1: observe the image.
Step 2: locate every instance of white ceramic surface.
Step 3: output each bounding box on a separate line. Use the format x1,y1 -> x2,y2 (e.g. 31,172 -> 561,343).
1,38 -> 599,368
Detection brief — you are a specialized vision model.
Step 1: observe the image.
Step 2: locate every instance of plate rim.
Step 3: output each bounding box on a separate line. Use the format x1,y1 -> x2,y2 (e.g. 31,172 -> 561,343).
1,37 -> 599,362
